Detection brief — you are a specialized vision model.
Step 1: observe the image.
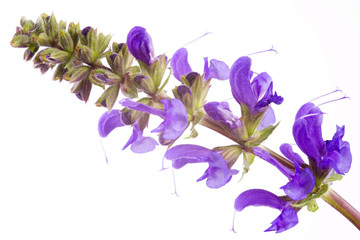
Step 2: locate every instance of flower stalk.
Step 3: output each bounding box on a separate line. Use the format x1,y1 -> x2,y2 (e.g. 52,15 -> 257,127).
321,188 -> 360,231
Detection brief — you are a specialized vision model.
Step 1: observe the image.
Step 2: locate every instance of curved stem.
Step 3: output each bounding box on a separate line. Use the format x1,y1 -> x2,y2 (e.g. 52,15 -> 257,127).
321,188 -> 360,231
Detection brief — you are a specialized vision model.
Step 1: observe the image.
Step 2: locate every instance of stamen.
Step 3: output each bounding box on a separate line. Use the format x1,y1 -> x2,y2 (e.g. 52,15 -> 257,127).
309,88 -> 342,102
171,165 -> 179,197
247,45 -> 278,56
99,138 -> 109,165
316,96 -> 350,108
182,31 -> 213,47
160,154 -> 168,171
231,210 -> 237,233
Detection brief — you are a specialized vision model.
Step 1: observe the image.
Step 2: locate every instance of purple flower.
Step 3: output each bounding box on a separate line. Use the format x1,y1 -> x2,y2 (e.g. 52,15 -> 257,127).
234,189 -> 298,233
120,98 -> 188,145
170,48 -> 192,81
170,48 -> 230,81
229,56 -> 283,114
98,110 -> 126,138
127,26 -> 155,66
292,102 -> 352,175
122,123 -> 158,153
203,101 -> 242,129
165,144 -> 238,188
98,110 -> 157,153
254,147 -> 315,201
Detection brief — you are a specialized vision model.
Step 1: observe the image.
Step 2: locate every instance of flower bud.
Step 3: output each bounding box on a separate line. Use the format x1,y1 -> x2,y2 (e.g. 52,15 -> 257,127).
126,26 -> 155,66
59,30 -> 74,53
10,35 -> 30,48
134,74 -> 156,94
185,72 -> 200,86
71,78 -> 92,102
40,48 -> 71,64
176,85 -> 193,111
95,85 -> 120,110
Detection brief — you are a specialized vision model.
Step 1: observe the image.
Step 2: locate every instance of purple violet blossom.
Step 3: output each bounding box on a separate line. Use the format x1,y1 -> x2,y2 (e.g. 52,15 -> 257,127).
229,56 -> 283,130
292,102 -> 352,175
170,47 -> 230,81
165,144 -> 238,188
122,122 -> 158,153
229,56 -> 283,113
254,147 -> 315,201
233,146 -> 315,233
234,189 -> 298,233
127,26 -> 155,66
98,110 -> 158,153
234,101 -> 352,233
120,98 -> 188,145
203,101 -> 242,129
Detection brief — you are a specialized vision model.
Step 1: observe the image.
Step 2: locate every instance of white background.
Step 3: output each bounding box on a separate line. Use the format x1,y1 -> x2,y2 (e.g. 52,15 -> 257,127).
1,0 -> 360,239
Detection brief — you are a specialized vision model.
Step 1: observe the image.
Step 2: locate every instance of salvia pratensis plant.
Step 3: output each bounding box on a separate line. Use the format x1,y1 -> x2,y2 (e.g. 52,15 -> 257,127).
10,13 -> 360,234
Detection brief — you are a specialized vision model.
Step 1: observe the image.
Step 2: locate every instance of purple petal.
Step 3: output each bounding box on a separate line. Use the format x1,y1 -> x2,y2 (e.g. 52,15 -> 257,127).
280,144 -> 305,166
98,110 -> 125,138
122,123 -> 143,150
280,163 -> 315,201
165,144 -> 214,168
126,26 -> 155,66
255,82 -> 284,109
165,144 -> 237,188
293,118 -> 323,164
196,153 -> 238,188
258,106 -> 276,130
229,56 -> 257,110
120,98 -> 166,118
325,143 -> 352,174
234,189 -> 288,212
204,101 -> 242,129
170,48 -> 192,81
130,136 -> 158,153
251,72 -> 272,100
253,147 -> 293,178
264,208 -> 298,233
152,98 -> 188,141
324,127 -> 352,174
204,58 -> 230,80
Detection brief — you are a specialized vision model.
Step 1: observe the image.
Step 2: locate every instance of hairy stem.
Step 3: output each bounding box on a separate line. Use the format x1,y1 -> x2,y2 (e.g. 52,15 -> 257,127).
321,188 -> 360,231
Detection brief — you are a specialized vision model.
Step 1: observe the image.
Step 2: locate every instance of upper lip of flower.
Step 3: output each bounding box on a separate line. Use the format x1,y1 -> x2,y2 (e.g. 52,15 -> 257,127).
170,47 -> 230,81
229,56 -> 283,113
292,102 -> 352,175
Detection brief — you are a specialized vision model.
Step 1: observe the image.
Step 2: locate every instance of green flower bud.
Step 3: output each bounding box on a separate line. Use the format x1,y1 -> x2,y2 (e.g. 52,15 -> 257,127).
95,85 -> 120,110
90,69 -> 121,87
121,72 -> 138,98
53,64 -> 68,81
148,54 -> 168,89
40,48 -> 71,64
134,74 -> 156,95
69,66 -> 91,83
37,33 -> 53,47
23,20 -> 36,34
60,30 -> 74,53
10,35 -> 30,48
77,45 -> 94,65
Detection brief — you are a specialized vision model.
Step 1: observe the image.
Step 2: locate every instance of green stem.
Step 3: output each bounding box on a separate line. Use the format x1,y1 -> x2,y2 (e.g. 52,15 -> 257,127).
321,188 -> 360,231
